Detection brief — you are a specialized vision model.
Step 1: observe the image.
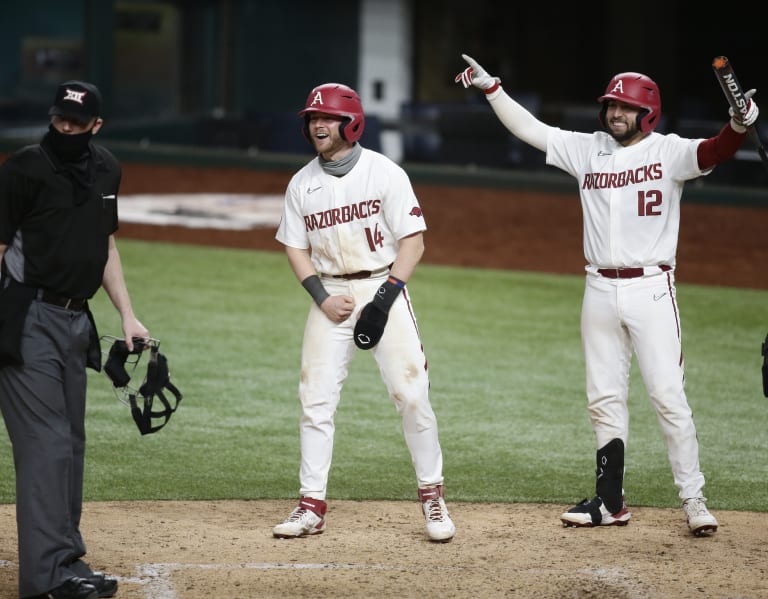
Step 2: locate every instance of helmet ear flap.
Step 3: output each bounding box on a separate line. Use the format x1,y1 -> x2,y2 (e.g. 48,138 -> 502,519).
637,108 -> 654,133
338,117 -> 353,142
302,115 -> 311,144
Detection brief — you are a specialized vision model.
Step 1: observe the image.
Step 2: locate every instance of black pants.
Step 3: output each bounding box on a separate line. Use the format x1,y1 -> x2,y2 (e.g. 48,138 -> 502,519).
0,299 -> 92,597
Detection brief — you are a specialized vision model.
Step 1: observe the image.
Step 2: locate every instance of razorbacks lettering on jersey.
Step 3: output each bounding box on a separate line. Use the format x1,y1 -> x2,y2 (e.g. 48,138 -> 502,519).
276,147 -> 426,275
546,129 -> 708,268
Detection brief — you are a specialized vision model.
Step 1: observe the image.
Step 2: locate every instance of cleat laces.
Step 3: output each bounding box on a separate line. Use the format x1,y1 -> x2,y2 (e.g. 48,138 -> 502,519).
425,498 -> 447,522
285,507 -> 307,522
685,500 -> 708,518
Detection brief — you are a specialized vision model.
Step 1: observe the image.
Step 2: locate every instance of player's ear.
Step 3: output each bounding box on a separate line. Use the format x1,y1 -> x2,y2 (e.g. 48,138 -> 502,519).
91,117 -> 104,135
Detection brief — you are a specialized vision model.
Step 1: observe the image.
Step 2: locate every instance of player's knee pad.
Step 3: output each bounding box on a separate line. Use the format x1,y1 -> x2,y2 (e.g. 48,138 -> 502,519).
595,438 -> 625,513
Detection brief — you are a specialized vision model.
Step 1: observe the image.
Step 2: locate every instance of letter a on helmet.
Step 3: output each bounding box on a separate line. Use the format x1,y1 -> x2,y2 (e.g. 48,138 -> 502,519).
310,91 -> 324,108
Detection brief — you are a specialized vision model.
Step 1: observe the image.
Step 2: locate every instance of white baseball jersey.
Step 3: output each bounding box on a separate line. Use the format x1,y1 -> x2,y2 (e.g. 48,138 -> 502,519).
276,147 -> 426,275
546,129 -> 708,268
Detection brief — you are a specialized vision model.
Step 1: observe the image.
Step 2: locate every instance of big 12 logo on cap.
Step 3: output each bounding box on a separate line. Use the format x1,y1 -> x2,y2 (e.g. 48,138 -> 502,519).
63,88 -> 87,105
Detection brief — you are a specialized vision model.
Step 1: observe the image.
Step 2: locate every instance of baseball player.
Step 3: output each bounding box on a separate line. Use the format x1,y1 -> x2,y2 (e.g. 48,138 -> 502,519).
273,83 -> 455,543
456,54 -> 759,535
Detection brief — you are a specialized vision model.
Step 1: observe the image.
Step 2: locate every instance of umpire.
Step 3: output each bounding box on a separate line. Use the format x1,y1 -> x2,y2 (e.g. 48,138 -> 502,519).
0,81 -> 148,599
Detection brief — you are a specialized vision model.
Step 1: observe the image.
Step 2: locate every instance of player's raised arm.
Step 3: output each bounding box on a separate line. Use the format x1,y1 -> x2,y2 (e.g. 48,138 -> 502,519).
455,53 -> 550,152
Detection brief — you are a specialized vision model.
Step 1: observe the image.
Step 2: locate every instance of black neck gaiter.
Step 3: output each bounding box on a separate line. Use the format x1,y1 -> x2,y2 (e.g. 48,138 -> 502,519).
43,125 -> 96,205
45,124 -> 93,163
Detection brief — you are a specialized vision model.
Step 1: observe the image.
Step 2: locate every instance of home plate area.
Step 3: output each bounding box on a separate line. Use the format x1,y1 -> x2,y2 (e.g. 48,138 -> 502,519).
118,193 -> 284,230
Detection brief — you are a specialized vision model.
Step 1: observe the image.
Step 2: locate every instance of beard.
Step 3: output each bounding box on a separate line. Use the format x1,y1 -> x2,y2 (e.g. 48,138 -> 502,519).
607,119 -> 641,143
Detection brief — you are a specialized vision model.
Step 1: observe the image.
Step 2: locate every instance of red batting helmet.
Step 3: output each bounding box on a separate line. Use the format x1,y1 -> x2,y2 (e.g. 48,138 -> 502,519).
298,83 -> 365,143
597,72 -> 661,133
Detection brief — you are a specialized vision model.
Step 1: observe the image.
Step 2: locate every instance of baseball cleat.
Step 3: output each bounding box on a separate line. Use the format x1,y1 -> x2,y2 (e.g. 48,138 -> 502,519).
418,485 -> 456,542
682,497 -> 718,536
40,576 -> 98,599
85,572 -> 118,598
560,495 -> 631,527
272,497 -> 327,538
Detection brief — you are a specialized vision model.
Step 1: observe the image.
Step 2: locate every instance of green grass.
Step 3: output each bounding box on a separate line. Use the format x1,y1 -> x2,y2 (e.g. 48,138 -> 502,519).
1,239 -> 765,511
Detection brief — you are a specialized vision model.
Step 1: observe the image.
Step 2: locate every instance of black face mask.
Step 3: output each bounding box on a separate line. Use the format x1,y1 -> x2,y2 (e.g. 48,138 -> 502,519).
46,124 -> 93,163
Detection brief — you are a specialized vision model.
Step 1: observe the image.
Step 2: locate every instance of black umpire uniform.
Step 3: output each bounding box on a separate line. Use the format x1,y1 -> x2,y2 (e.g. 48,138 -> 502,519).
0,81 -> 148,599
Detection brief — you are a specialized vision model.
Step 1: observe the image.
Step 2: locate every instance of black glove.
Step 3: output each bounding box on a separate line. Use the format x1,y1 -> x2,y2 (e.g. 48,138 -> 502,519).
762,333 -> 768,398
354,276 -> 405,350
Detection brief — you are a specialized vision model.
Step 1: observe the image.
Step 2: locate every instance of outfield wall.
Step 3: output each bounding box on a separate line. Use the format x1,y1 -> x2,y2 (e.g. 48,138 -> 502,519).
1,139 -> 766,208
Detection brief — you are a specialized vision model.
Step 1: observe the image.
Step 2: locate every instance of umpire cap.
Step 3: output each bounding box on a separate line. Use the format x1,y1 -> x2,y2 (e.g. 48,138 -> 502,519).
48,80 -> 102,123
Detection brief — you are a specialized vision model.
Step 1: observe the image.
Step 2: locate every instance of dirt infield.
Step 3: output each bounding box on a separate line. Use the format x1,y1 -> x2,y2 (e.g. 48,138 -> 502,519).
0,162 -> 766,598
1,501 -> 767,599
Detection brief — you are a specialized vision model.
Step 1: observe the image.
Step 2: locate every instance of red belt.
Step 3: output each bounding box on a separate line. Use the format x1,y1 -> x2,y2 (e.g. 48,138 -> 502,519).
597,265 -> 671,279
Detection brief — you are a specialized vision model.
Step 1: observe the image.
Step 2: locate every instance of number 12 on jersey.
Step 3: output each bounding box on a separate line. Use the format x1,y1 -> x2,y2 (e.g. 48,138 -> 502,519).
638,189 -> 662,216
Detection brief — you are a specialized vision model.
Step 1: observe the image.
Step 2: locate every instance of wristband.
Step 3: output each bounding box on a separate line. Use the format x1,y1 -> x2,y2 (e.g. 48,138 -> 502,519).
729,117 -> 748,134
301,274 -> 330,307
372,275 -> 406,313
484,81 -> 500,95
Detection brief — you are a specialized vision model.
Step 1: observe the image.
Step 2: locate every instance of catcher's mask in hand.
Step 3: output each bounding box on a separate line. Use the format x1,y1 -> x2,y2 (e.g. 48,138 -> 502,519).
101,335 -> 183,435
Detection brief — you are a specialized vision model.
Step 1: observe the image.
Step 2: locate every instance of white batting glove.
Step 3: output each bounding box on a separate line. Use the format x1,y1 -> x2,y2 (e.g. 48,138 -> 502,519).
455,54 -> 500,94
729,88 -> 759,131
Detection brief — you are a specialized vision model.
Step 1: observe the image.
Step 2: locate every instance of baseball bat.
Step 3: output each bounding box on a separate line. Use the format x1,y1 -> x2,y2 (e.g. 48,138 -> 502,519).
711,55 -> 768,172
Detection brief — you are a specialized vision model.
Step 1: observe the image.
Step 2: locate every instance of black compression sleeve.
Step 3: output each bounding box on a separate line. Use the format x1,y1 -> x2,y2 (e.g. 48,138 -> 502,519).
301,274 -> 330,307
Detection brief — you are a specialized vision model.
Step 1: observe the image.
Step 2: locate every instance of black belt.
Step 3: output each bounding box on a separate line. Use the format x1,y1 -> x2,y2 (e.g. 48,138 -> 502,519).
37,289 -> 87,311
597,265 -> 671,279
329,265 -> 392,280
332,270 -> 375,280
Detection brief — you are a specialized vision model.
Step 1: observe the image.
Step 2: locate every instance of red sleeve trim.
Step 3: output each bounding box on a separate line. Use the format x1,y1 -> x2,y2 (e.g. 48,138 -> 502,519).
697,123 -> 746,170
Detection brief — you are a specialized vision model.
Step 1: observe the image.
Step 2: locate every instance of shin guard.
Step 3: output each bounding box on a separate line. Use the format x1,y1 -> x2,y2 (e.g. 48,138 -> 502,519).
595,438 -> 625,514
